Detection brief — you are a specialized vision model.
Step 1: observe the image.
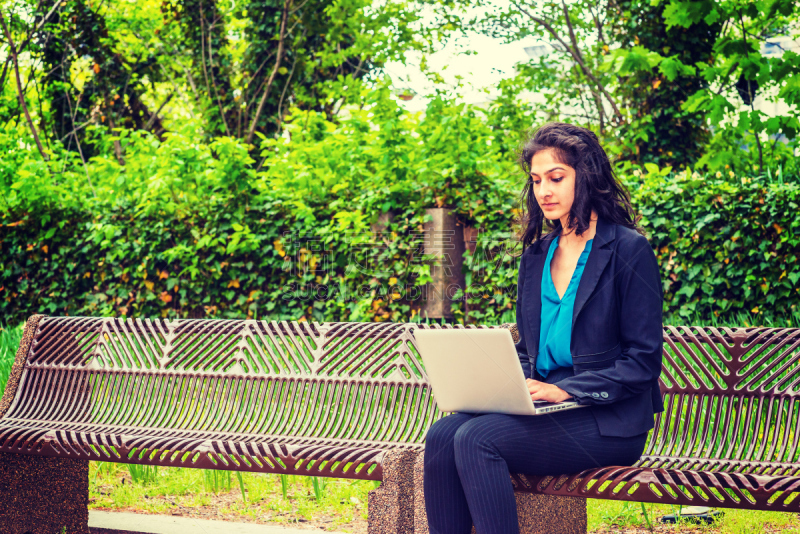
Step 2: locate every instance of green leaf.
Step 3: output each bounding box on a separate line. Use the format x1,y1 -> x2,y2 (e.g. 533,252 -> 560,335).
604,46 -> 663,76
658,56 -> 696,81
676,284 -> 696,299
663,0 -> 717,30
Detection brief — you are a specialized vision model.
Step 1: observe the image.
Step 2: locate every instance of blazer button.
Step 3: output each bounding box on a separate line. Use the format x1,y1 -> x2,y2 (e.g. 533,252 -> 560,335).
591,392 -> 600,398
600,392 -> 609,399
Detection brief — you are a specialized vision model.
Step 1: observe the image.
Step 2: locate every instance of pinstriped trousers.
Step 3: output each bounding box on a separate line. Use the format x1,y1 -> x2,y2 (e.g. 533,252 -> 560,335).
423,373 -> 649,534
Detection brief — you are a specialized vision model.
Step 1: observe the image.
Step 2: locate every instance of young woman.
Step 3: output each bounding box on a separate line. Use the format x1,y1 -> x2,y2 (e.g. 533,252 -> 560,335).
423,122 -> 664,534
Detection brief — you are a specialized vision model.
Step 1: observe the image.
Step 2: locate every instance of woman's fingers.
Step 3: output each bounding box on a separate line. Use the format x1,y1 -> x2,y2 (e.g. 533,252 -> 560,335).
530,389 -> 550,402
526,379 -> 541,394
528,380 -> 569,403
529,381 -> 550,401
528,380 -> 550,400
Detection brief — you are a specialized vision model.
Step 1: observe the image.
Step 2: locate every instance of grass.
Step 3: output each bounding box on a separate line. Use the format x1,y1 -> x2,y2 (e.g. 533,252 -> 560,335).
589,499 -> 800,533
0,322 -> 23,395
89,461 -> 378,528
87,461 -> 800,533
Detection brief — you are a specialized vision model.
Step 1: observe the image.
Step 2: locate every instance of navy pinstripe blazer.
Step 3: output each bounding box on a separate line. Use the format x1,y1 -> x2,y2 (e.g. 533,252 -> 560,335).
514,215 -> 665,438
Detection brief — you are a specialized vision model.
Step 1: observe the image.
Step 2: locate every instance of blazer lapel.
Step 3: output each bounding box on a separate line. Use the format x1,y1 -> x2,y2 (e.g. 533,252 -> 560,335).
571,216 -> 616,327
524,232 -> 554,357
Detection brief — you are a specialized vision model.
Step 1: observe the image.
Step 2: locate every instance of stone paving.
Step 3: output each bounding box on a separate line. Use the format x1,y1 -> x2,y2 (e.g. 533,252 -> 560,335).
89,511 -> 348,534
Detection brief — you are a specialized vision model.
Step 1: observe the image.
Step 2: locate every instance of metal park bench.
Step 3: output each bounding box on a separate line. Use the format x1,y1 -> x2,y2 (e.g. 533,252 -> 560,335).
1,315 -> 800,534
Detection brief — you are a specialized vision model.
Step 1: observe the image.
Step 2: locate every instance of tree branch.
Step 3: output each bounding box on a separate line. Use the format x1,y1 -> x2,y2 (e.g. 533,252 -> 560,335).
0,8 -> 49,161
714,60 -> 739,95
199,0 -> 231,136
560,0 -> 619,121
276,55 -> 298,127
145,92 -> 174,130
16,0 -> 63,56
738,9 -> 763,172
560,2 -> 605,130
61,64 -> 97,198
107,115 -> 125,166
157,62 -> 197,119
244,49 -> 278,109
246,0 -> 291,145
511,0 -> 622,119
590,5 -> 606,47
0,56 -> 11,93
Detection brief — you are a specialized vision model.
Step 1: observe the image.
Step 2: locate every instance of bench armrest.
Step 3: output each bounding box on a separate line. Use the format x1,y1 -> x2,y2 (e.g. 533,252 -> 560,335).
0,314 -> 46,420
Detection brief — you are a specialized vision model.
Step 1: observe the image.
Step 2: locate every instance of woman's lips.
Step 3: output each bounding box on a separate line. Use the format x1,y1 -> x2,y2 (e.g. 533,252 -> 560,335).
542,203 -> 557,208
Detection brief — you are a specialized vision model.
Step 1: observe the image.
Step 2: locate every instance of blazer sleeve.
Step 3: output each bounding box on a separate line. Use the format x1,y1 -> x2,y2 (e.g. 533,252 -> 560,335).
554,237 -> 663,405
515,250 -> 533,379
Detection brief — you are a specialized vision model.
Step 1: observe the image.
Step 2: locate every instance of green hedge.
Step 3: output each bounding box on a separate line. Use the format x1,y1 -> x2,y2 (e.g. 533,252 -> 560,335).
0,204 -> 519,325
638,168 -> 800,319
2,167 -> 799,326
1,95 -> 523,325
1,92 -> 798,326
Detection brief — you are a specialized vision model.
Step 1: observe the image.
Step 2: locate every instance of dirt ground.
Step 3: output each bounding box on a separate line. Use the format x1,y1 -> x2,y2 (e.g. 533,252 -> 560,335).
592,527 -> 796,534
91,491 -> 369,533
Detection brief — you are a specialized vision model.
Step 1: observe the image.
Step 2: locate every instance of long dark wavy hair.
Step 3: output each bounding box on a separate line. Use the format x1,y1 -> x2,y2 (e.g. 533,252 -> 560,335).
515,122 -> 646,252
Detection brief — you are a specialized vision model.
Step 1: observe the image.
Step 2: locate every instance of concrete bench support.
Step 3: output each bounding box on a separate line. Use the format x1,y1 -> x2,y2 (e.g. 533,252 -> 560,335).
0,452 -> 89,534
368,449 -> 418,534
401,451 -> 587,534
369,450 -> 587,534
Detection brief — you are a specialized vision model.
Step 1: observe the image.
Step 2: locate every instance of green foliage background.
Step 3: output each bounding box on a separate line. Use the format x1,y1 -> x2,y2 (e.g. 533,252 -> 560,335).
2,0 -> 800,326
2,88 -> 798,326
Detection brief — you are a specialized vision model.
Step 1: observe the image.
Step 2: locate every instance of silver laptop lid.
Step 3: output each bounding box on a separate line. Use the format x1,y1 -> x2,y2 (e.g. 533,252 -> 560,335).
413,328 -> 539,415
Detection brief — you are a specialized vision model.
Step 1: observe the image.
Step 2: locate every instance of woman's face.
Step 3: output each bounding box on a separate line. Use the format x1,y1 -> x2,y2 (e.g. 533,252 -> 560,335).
529,148 -> 576,224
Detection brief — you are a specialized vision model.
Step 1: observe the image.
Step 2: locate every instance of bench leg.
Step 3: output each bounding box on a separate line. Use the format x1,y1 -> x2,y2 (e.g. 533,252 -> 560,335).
413,452 -> 587,534
0,452 -> 89,534
513,493 -> 587,534
368,449 -> 419,534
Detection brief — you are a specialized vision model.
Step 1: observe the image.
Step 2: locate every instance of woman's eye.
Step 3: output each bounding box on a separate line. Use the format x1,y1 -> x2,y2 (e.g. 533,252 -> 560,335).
552,177 -> 563,182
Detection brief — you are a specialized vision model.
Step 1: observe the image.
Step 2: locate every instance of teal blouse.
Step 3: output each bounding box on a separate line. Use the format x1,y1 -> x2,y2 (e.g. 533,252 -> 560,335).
536,235 -> 594,379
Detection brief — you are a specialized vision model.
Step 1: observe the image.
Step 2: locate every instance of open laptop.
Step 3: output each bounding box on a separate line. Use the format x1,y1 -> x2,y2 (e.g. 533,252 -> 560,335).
413,328 -> 585,416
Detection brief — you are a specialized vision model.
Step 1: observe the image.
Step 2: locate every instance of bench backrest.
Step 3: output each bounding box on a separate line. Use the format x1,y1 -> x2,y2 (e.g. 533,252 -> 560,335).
2,316 -> 799,478
0,316 -> 459,477
647,326 -> 800,476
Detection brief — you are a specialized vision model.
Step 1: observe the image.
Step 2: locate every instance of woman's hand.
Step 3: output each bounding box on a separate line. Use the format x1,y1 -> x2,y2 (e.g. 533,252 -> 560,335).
526,379 -> 573,403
